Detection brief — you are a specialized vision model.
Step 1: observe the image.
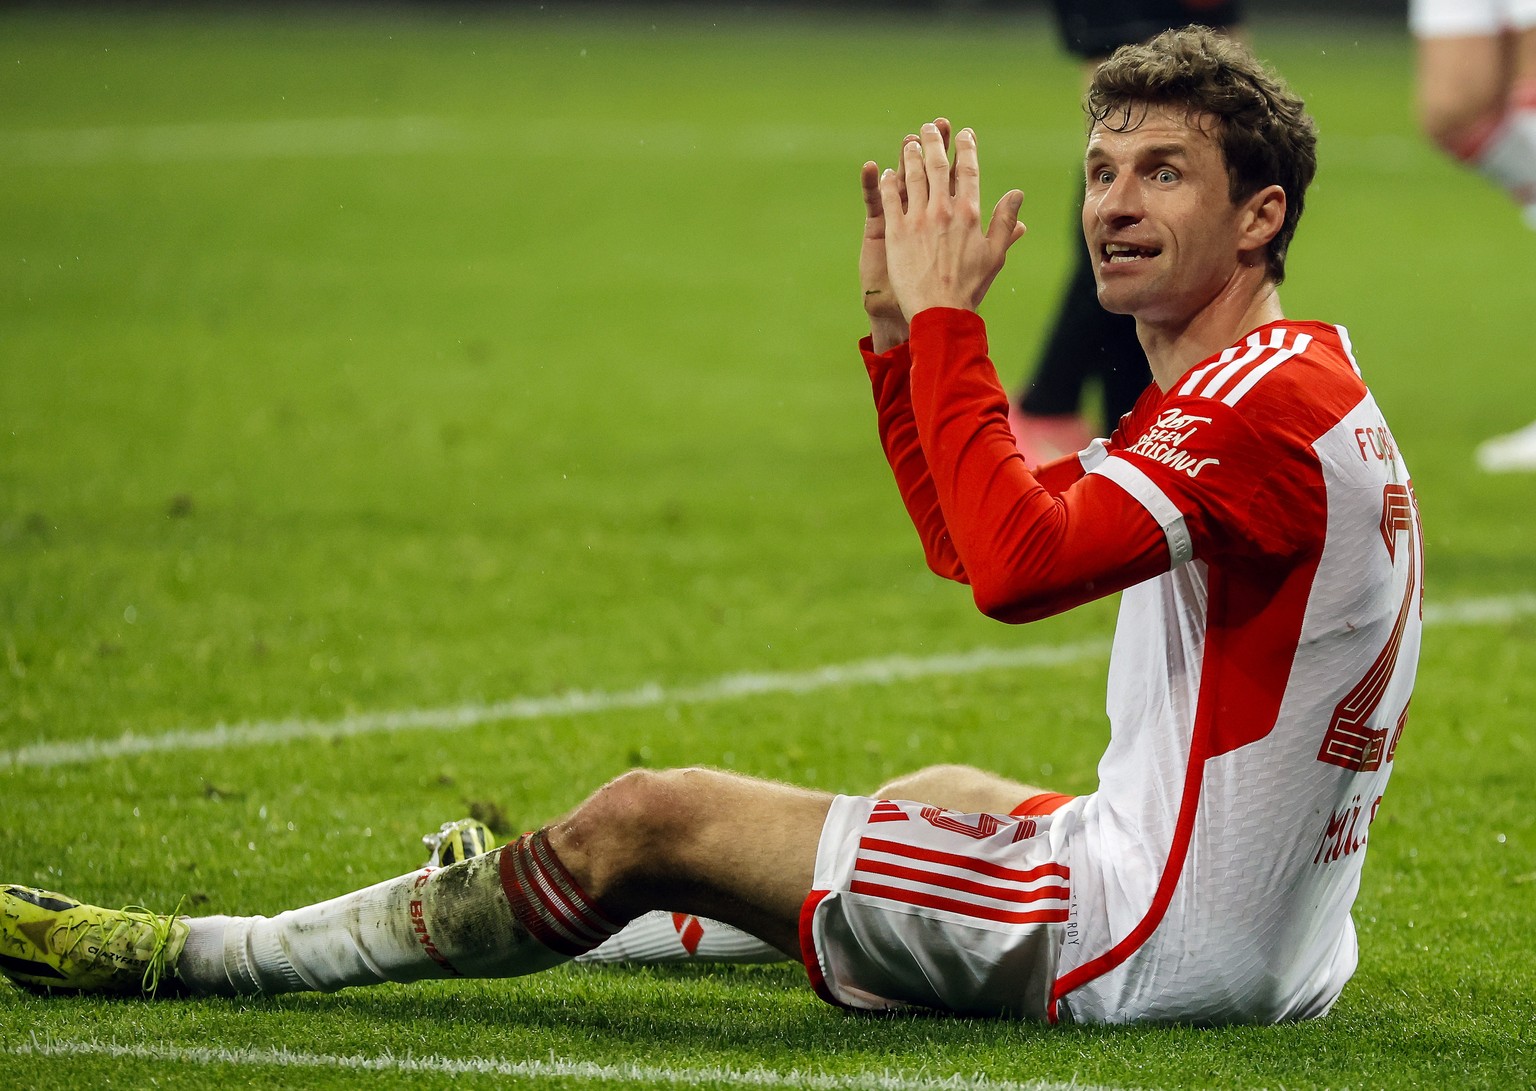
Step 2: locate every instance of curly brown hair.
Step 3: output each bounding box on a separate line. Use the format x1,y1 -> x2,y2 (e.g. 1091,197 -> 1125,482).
1086,25 -> 1318,285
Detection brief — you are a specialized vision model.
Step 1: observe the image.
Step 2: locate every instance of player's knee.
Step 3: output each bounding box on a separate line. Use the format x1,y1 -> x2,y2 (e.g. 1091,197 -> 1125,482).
560,767 -> 715,880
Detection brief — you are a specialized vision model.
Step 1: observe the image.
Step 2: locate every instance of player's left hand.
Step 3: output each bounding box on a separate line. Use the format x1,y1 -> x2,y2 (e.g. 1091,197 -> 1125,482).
879,123 -> 1026,320
860,120 -> 951,352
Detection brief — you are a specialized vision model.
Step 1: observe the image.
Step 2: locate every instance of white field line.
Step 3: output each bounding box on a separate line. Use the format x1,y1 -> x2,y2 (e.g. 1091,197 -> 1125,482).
0,641 -> 1109,771
1424,592 -> 1536,626
2,593 -> 1531,774
5,1037 -> 1118,1091
0,116 -> 470,163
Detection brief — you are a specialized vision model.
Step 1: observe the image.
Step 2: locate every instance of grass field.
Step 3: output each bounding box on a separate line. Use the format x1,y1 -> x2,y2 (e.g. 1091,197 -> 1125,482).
2,5 -> 1534,1089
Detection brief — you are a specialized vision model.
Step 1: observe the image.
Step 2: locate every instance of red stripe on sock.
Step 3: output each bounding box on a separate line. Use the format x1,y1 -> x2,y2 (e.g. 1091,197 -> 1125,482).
501,837 -> 587,956
498,832 -> 621,957
529,830 -> 622,936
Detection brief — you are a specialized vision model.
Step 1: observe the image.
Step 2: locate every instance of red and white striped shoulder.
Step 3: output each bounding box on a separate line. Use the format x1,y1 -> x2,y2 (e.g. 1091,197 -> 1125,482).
1174,323 -> 1357,409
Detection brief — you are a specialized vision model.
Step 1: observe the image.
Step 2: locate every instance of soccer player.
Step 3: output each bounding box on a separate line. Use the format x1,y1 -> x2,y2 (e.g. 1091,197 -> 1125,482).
0,27 -> 1421,1025
1412,0 -> 1536,471
1012,0 -> 1245,466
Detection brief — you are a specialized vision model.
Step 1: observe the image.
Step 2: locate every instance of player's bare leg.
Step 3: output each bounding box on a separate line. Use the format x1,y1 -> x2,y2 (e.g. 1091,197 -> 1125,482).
0,768 -> 829,997
1416,27 -> 1536,228
874,764 -> 1048,815
1416,34 -> 1509,163
582,763 -> 1057,965
544,767 -> 826,957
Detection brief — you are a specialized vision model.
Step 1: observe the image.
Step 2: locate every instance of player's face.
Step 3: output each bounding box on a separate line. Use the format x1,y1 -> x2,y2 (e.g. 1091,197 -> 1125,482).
1081,105 -> 1251,326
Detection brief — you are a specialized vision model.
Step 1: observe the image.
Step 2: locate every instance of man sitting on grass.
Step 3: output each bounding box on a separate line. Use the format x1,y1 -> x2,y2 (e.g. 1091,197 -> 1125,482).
0,27 -> 1420,1025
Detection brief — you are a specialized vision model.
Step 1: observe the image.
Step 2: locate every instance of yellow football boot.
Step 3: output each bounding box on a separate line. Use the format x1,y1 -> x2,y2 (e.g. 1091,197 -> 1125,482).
0,885 -> 188,997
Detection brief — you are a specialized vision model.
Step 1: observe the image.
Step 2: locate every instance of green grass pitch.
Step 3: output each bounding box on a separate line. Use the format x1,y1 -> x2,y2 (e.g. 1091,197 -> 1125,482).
2,6 -> 1534,1089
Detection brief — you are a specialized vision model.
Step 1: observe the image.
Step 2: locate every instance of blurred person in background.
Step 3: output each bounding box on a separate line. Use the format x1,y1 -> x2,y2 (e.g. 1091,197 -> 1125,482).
1413,0 -> 1536,471
1010,0 -> 1245,465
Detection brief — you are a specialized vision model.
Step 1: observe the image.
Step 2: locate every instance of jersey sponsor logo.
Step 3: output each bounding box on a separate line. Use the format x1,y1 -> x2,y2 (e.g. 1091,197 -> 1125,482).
1127,408 -> 1221,479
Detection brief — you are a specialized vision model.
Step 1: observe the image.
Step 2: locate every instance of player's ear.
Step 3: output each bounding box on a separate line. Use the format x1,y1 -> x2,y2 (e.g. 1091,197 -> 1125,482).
1238,184 -> 1286,256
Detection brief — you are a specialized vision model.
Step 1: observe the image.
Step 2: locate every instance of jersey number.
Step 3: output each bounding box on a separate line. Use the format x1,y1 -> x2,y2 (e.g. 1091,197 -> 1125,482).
1316,483 -> 1420,772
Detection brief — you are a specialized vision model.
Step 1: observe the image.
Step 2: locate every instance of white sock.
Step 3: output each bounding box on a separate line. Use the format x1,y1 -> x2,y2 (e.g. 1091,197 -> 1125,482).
576,910 -> 787,965
176,835 -> 620,995
1462,82 -> 1536,230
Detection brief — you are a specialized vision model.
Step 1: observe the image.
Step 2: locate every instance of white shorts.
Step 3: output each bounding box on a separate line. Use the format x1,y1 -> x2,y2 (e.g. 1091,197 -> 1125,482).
799,794 -> 1083,1021
1410,0 -> 1536,37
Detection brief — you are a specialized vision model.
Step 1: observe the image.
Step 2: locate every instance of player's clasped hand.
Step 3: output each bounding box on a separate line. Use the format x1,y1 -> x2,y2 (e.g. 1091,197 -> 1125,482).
876,121 -> 1027,322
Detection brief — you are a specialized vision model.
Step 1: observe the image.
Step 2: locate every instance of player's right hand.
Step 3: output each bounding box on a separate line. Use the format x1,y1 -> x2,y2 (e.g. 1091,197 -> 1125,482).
880,122 -> 1025,320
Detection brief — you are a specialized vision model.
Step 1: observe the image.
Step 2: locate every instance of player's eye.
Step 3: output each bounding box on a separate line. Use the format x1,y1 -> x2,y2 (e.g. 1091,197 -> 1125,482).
1154,168 -> 1178,183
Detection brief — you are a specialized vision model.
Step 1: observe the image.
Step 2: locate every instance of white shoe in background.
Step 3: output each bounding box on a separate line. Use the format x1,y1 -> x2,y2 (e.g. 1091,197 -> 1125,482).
1476,419 -> 1536,472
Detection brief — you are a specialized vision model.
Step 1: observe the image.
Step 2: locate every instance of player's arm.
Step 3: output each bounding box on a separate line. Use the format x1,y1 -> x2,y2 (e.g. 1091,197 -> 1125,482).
907,308 -> 1169,621
863,337 -> 967,582
857,119 -> 972,580
861,335 -> 1112,588
869,121 -> 1171,617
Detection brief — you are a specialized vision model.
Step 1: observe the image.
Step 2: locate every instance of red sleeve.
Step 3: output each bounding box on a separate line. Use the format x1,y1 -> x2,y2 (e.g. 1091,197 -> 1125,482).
862,335 -> 966,582
1030,451 -> 1087,497
1110,388 -> 1329,562
903,308 -> 1171,623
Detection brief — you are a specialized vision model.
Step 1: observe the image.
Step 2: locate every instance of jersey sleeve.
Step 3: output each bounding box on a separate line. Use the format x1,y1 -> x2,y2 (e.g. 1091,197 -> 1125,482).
901,309 -> 1172,623
1092,385 -> 1327,566
862,336 -> 966,582
862,332 -> 1122,581
1029,451 -> 1089,497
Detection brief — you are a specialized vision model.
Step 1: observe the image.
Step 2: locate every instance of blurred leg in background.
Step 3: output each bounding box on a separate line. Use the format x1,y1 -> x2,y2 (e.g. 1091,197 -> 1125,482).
1413,0 -> 1536,471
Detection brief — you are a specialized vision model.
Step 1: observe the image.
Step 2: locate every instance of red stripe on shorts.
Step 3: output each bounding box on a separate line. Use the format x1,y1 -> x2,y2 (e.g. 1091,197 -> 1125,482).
849,880 -> 1069,925
854,856 -> 1069,906
798,888 -> 848,1008
859,836 -> 1070,884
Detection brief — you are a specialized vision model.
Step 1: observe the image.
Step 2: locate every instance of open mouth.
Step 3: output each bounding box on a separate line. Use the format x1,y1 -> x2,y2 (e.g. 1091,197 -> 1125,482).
1102,242 -> 1161,264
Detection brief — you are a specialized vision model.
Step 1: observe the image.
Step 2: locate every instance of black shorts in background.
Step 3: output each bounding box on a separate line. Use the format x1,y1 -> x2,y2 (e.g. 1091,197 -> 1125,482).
1050,0 -> 1243,59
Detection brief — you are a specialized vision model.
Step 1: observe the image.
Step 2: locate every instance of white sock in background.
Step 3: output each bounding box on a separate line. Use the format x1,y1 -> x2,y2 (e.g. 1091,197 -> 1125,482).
577,909 -> 787,965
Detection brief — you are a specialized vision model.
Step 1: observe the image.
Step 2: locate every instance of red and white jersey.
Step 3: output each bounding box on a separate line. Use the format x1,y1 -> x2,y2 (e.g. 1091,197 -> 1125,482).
864,310 -> 1421,1024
